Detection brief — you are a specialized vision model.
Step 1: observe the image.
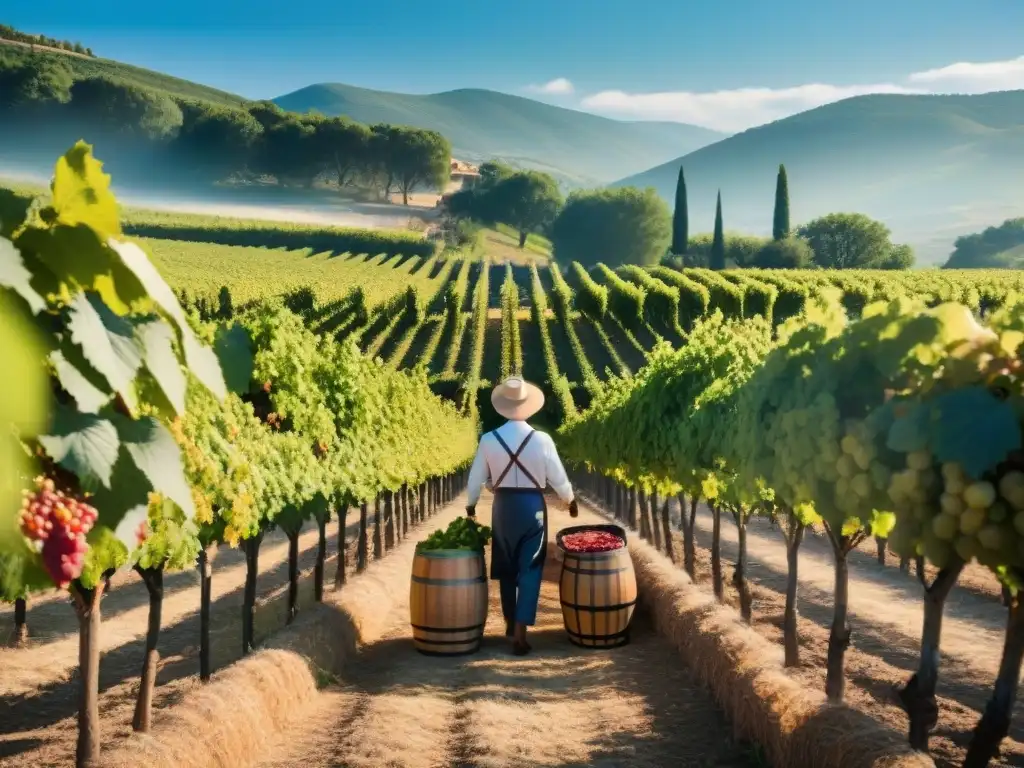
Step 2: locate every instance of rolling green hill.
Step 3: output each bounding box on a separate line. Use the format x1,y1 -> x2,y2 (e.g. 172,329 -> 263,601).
0,41 -> 248,106
273,83 -> 724,185
614,90 -> 1024,265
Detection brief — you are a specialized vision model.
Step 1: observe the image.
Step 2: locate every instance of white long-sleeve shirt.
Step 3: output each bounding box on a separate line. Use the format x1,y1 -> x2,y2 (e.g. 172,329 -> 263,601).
466,420 -> 574,506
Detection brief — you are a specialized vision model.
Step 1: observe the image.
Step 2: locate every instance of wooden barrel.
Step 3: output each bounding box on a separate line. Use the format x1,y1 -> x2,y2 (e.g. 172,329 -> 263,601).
557,524 -> 637,649
409,549 -> 488,655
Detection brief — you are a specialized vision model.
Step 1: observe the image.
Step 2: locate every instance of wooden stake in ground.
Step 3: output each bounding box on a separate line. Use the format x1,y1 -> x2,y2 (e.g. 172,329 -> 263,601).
659,499 -> 673,561
198,546 -> 213,681
711,505 -> 724,601
678,494 -> 698,580
71,577 -> 106,768
242,529 -> 265,655
314,509 -> 329,601
963,582 -> 1024,767
132,566 -> 164,732
357,501 -> 369,572
822,522 -> 866,702
729,505 -> 753,623
335,503 -> 349,587
13,596 -> 28,647
898,560 -> 965,751
782,512 -> 806,668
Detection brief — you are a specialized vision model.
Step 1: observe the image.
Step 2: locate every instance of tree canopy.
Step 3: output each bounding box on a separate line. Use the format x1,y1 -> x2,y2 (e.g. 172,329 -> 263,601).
0,56 -> 452,199
443,168 -> 562,245
944,218 -> 1024,269
551,187 -> 670,268
799,212 -> 905,269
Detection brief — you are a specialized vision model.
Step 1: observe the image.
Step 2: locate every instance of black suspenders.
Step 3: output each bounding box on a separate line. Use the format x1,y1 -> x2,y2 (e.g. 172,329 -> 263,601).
491,430 -> 542,489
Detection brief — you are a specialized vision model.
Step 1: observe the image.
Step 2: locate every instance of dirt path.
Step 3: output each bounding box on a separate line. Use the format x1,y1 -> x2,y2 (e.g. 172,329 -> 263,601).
641,496 -> 1024,768
255,497 -> 759,768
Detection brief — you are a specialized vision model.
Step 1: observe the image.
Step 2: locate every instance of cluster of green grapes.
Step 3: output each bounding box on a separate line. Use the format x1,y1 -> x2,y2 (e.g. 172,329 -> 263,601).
887,452 -> 1024,571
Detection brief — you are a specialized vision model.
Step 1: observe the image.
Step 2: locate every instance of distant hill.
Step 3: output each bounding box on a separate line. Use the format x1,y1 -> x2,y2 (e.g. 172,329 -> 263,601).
273,83 -> 724,185
0,43 -> 247,107
614,91 -> 1024,265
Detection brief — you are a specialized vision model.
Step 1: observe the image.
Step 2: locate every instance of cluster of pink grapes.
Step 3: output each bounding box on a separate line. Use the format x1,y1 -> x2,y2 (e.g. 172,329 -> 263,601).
19,477 -> 98,588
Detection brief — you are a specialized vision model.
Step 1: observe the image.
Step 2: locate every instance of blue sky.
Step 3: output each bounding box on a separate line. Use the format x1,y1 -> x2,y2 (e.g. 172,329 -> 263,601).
7,0 -> 1024,131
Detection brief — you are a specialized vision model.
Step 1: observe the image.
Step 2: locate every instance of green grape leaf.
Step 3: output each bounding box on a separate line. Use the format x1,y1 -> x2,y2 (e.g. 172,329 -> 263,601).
87,446 -> 153,533
183,331 -> 228,400
929,387 -> 1021,479
139,320 -> 186,416
107,239 -> 227,399
49,141 -> 121,240
49,347 -> 110,414
0,237 -> 46,314
114,415 -> 195,518
886,402 -> 930,453
67,291 -> 144,401
214,323 -> 254,395
38,406 -> 119,489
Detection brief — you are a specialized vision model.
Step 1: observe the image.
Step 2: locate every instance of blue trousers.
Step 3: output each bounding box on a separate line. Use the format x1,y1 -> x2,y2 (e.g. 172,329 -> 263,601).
491,489 -> 547,626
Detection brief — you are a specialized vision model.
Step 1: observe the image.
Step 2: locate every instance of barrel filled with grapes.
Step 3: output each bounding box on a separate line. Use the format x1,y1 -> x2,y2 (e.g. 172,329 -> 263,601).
556,524 -> 636,648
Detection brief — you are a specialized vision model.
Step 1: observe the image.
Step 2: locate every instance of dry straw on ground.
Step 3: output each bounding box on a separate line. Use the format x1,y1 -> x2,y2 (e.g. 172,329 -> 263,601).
628,538 -> 936,768
99,504 -> 465,768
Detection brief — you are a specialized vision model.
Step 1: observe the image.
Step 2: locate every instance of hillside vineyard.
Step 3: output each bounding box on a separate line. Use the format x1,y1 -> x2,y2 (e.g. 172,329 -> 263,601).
7,148 -> 1024,768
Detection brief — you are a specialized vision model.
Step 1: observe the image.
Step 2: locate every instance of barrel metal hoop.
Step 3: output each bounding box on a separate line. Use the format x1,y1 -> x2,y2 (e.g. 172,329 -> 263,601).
559,599 -> 637,612
413,636 -> 483,646
564,626 -> 631,641
411,576 -> 487,586
415,644 -> 483,657
411,623 -> 486,633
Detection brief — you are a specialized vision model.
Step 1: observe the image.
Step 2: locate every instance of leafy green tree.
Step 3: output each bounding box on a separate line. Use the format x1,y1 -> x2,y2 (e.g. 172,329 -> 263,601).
317,116 -> 371,188
551,187 -> 671,268
878,243 -> 915,270
173,103 -> 263,180
799,212 -> 894,269
753,236 -> 813,268
710,191 -> 725,270
69,77 -> 183,140
257,115 -> 321,186
248,100 -> 288,131
390,126 -> 451,205
0,57 -> 72,110
944,217 -> 1024,269
477,161 -> 516,190
485,171 -> 562,246
773,164 -> 790,240
671,166 -> 688,256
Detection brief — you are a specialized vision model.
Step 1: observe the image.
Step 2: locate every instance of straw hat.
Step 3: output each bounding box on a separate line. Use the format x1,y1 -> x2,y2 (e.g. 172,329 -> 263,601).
491,376 -> 545,420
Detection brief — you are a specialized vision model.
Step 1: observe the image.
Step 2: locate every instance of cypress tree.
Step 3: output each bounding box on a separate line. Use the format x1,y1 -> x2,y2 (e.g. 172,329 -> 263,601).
710,191 -> 725,270
671,165 -> 688,254
772,163 -> 790,240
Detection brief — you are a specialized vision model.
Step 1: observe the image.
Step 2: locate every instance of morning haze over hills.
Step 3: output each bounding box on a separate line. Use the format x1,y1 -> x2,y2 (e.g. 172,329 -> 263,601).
1,23 -> 1023,265
273,81 -> 1024,264
272,82 -> 725,185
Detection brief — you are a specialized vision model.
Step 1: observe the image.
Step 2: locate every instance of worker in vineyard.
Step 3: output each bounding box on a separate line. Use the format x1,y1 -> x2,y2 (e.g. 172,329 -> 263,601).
465,375 -> 578,656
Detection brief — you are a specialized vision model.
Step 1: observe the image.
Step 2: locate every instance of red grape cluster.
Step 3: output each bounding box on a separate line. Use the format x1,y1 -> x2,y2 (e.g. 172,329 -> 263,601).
19,477 -> 98,588
562,530 -> 624,553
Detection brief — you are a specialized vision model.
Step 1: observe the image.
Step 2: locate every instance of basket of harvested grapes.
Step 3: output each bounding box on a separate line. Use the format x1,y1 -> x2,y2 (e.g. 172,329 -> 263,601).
409,517 -> 492,656
556,524 -> 637,648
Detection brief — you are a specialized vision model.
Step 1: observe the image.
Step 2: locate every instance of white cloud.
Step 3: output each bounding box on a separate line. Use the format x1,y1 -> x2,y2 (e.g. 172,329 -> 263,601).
526,77 -> 575,95
908,55 -> 1024,92
579,55 -> 1024,133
